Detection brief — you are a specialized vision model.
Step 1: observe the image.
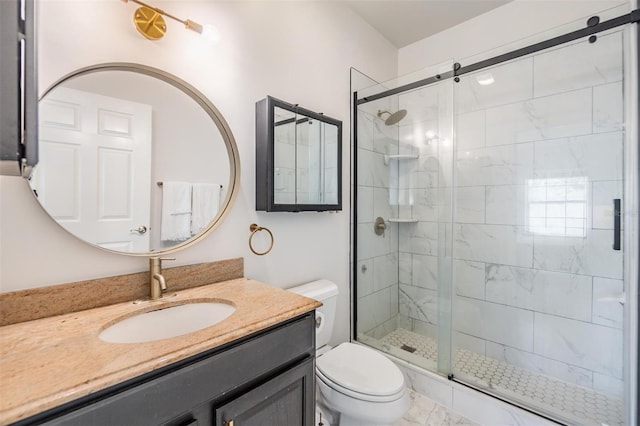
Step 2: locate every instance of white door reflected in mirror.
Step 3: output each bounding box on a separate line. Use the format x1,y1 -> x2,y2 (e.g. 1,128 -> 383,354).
34,87 -> 152,252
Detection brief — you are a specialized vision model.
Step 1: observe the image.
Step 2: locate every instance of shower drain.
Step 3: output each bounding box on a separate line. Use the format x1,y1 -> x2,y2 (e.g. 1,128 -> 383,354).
400,344 -> 417,353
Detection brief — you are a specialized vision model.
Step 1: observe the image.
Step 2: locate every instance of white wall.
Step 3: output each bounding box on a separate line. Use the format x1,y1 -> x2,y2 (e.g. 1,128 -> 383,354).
398,0 -> 628,76
0,0 -> 397,345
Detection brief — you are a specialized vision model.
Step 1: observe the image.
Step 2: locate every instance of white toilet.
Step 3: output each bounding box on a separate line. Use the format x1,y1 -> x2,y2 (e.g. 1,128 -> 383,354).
289,280 -> 410,426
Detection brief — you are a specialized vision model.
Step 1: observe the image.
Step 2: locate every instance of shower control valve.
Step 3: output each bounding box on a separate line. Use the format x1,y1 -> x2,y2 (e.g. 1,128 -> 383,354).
374,217 -> 387,236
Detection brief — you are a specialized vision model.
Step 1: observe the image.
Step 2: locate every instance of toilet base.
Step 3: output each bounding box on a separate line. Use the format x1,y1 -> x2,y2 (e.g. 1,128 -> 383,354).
317,378 -> 409,426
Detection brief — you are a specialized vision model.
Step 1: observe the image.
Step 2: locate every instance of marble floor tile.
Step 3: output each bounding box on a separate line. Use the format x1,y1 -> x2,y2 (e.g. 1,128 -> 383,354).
395,390 -> 478,426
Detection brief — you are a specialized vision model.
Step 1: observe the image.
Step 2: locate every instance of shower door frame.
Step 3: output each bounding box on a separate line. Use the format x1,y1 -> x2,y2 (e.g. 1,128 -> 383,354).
352,8 -> 640,424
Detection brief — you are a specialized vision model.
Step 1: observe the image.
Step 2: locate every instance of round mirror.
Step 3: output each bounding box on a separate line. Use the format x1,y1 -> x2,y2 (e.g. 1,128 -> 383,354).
30,63 -> 240,255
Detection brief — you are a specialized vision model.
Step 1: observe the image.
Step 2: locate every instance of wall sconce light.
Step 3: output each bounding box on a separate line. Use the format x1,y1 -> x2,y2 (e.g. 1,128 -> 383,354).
122,0 -> 219,42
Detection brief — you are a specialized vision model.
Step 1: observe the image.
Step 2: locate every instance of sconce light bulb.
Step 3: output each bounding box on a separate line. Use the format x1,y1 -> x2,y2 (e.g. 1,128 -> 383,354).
201,24 -> 221,44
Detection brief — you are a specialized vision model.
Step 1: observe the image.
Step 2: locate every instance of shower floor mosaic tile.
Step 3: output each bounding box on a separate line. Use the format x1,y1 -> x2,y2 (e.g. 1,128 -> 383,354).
379,328 -> 624,426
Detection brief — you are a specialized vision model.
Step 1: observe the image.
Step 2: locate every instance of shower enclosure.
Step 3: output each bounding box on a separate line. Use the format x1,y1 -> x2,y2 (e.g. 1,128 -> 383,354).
353,7 -> 638,425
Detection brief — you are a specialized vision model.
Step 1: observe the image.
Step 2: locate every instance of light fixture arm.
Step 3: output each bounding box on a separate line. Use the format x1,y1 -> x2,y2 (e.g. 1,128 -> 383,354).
122,0 -> 203,34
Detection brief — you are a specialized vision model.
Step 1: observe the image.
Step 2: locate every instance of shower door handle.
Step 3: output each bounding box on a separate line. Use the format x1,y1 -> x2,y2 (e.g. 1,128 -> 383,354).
613,199 -> 621,251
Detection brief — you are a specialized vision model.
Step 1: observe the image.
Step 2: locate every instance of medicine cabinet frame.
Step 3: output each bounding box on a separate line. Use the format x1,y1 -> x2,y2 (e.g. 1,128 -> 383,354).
0,0 -> 38,177
255,96 -> 342,212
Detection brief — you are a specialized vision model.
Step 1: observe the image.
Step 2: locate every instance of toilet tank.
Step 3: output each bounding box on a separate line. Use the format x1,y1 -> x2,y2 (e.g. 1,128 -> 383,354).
288,280 -> 338,348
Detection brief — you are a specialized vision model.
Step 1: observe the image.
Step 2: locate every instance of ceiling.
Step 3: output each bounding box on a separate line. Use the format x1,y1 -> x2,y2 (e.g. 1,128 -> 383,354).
345,0 -> 512,48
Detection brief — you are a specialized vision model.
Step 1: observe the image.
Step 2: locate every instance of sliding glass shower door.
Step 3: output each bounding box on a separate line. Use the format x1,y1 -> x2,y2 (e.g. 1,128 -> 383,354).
354,64 -> 454,373
450,28 -> 626,425
353,16 -> 633,426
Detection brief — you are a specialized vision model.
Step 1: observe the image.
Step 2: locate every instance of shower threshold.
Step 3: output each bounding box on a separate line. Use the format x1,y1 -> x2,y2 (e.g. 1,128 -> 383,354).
372,328 -> 623,426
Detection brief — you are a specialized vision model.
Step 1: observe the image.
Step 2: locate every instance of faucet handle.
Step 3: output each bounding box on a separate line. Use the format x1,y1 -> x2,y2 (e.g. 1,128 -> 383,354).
159,257 -> 176,269
149,257 -> 176,265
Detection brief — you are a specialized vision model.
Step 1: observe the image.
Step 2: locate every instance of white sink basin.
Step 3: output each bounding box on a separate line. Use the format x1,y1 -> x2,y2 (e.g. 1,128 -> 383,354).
99,302 -> 236,344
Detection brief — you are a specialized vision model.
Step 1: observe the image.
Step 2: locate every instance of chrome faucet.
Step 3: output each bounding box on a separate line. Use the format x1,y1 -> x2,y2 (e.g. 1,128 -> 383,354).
149,257 -> 175,300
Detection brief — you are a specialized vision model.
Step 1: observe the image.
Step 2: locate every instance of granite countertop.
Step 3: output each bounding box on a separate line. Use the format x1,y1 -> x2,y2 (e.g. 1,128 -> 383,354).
0,278 -> 321,425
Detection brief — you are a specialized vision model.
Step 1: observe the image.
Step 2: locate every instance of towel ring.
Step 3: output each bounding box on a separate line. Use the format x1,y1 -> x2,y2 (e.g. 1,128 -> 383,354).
249,224 -> 274,256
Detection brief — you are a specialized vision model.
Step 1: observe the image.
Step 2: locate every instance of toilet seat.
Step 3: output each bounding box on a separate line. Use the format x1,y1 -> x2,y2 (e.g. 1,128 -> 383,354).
316,342 -> 405,402
316,369 -> 405,403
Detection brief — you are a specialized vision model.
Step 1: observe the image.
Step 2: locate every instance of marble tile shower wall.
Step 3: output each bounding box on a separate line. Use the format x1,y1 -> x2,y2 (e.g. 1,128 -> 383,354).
451,32 -> 625,397
357,84 -> 452,339
356,109 -> 401,339
394,81 -> 451,341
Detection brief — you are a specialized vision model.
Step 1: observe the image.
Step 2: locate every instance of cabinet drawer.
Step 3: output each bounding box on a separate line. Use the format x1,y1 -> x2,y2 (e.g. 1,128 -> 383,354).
29,313 -> 315,426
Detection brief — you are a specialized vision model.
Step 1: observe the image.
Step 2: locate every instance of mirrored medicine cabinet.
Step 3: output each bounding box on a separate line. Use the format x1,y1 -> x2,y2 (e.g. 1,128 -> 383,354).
255,96 -> 342,212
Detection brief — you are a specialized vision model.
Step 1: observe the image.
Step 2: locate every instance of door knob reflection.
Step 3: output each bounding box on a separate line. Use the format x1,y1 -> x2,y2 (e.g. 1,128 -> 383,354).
130,225 -> 148,234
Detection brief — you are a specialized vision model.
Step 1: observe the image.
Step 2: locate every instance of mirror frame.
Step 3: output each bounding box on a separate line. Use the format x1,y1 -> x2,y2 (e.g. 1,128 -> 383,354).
255,95 -> 342,212
33,62 -> 241,256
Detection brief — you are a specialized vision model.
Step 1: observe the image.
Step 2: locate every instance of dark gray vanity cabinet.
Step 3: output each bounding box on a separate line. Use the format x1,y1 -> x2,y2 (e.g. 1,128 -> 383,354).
19,313 -> 315,426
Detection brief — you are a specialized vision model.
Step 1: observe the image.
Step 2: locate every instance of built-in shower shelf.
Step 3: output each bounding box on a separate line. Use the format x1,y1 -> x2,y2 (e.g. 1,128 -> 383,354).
384,154 -> 419,165
388,218 -> 418,223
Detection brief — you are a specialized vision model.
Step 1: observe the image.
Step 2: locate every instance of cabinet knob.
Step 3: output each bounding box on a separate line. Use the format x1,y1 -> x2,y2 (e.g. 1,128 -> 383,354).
226,420 -> 234,426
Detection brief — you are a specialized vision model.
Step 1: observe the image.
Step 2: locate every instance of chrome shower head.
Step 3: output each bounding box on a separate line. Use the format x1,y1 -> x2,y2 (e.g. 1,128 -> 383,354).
377,109 -> 407,126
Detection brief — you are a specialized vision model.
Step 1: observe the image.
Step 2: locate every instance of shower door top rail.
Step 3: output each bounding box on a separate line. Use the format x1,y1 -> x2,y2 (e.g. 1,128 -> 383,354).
356,8 -> 640,105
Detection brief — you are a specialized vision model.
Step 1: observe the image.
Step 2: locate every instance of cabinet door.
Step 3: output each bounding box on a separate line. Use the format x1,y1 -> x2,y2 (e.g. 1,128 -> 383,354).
215,357 -> 314,426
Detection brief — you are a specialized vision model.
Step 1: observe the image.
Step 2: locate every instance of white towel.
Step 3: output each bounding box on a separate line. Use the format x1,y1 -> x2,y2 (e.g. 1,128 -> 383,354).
191,183 -> 221,235
161,181 -> 192,241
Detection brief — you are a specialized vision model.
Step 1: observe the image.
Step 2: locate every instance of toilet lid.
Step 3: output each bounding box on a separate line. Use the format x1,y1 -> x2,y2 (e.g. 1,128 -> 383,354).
316,342 -> 404,397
